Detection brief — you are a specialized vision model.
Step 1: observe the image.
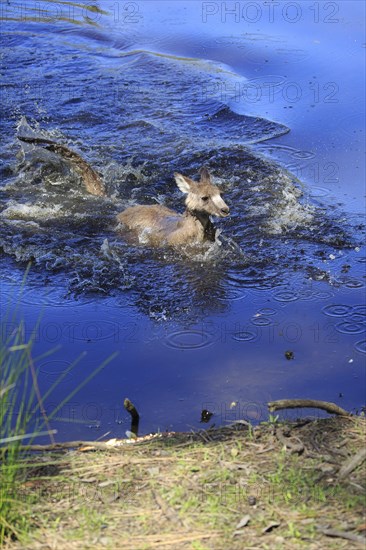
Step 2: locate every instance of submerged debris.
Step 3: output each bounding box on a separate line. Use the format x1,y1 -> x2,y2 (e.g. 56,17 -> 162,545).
200,409 -> 214,423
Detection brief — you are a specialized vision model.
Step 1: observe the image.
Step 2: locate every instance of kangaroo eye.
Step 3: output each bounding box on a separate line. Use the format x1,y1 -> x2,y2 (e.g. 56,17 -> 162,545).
201,196 -> 209,202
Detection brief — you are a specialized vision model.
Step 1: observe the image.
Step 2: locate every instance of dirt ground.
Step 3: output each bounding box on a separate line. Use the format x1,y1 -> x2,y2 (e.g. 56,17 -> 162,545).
3,415 -> 366,550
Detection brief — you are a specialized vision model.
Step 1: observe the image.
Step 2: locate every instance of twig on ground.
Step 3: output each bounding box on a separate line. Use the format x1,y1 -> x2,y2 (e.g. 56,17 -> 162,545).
153,491 -> 189,528
275,427 -> 304,454
317,526 -> 366,544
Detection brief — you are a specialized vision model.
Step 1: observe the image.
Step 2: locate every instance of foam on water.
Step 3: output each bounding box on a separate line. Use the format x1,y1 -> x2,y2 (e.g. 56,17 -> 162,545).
1,201 -> 65,220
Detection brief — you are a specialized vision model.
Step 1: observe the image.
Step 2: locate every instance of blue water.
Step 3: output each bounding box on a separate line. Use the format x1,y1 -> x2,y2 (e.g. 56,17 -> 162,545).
1,1 -> 365,441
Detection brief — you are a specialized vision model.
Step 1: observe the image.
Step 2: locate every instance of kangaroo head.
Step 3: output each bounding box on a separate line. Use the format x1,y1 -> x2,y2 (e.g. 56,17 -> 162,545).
174,167 -> 230,218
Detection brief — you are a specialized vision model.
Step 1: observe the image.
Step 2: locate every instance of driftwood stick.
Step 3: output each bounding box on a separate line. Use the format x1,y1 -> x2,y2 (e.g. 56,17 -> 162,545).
338,448 -> 366,480
0,441 -> 122,453
268,399 -> 351,417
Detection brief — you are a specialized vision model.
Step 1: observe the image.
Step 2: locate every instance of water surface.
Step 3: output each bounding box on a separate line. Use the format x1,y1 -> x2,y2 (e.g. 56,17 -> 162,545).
1,1 -> 365,440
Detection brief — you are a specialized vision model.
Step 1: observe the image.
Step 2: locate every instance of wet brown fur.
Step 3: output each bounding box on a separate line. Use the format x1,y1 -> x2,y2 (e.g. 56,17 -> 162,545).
17,137 -> 229,246
17,136 -> 106,197
117,169 -> 229,246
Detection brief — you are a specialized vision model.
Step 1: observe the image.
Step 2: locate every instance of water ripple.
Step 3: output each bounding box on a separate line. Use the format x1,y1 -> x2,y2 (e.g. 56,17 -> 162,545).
335,322 -> 366,335
19,287 -> 93,308
232,329 -> 259,342
344,279 -> 365,289
353,305 -> 366,316
164,329 -> 215,350
218,286 -> 247,302
273,290 -> 299,302
308,186 -> 331,198
257,307 -> 277,316
354,340 -> 366,354
322,304 -> 352,317
39,359 -> 71,379
251,316 -> 271,326
348,313 -> 366,324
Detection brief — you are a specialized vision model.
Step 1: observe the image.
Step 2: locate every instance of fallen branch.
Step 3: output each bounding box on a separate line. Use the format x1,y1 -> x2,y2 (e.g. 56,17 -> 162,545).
317,526 -> 366,544
338,448 -> 366,480
268,399 -> 351,417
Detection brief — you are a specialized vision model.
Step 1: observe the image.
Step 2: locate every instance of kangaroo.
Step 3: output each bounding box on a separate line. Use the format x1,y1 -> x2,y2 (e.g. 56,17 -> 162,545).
117,168 -> 229,246
17,136 -> 229,246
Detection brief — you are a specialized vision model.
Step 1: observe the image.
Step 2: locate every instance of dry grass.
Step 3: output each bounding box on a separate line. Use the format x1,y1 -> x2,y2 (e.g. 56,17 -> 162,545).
2,416 -> 366,550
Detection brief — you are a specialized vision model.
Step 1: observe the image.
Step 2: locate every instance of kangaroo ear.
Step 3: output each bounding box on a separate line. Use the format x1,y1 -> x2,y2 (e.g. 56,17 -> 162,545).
174,173 -> 194,194
199,166 -> 211,183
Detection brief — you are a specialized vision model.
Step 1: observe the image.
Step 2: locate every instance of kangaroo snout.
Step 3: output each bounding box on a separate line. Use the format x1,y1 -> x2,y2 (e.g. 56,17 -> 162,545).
210,191 -> 229,218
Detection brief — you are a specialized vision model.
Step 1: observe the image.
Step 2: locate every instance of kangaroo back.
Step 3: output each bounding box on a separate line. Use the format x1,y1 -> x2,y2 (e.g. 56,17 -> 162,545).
17,136 -> 106,197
